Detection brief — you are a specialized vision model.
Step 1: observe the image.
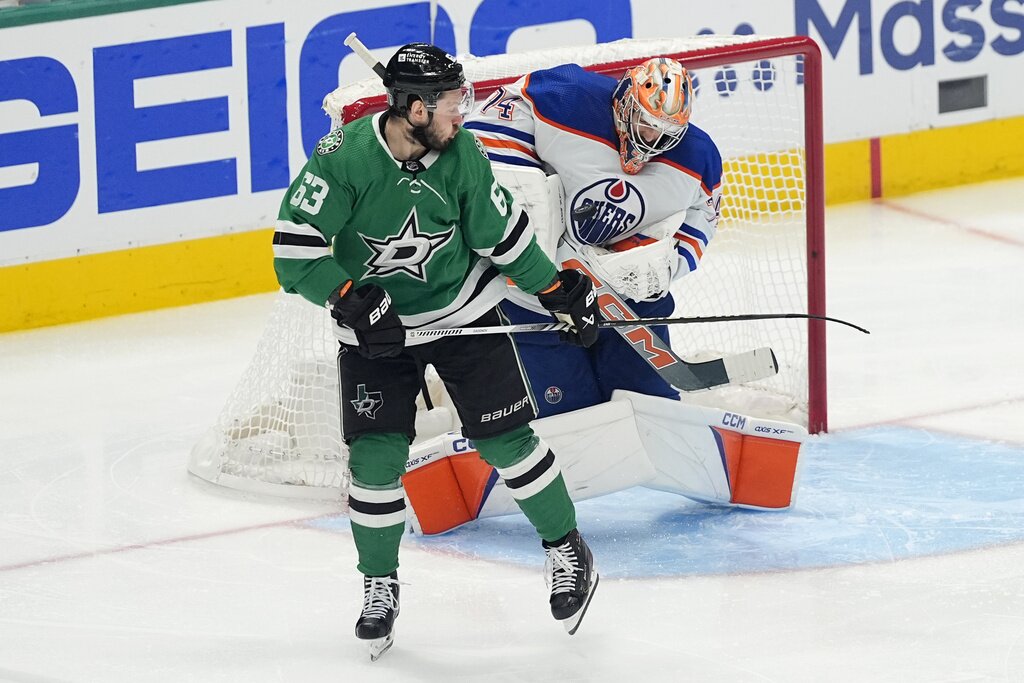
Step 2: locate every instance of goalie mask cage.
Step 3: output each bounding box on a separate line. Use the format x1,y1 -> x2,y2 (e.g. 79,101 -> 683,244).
189,35 -> 825,501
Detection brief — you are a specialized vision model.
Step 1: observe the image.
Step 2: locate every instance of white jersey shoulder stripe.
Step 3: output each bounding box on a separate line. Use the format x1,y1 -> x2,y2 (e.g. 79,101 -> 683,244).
272,244 -> 332,260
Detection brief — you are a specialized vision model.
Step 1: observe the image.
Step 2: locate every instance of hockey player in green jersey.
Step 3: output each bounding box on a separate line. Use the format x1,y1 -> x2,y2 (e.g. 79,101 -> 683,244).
273,41 -> 601,660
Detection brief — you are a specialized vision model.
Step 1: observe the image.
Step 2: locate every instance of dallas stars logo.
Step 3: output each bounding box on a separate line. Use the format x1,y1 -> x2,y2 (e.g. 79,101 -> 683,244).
359,207 -> 454,282
350,384 -> 383,420
315,130 -> 343,156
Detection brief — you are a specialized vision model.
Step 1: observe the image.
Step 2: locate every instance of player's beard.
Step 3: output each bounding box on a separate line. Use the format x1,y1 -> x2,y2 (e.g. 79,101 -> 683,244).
412,117 -> 457,152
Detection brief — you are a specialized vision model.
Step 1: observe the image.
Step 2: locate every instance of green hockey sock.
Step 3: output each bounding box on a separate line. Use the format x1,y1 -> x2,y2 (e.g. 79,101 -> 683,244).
473,425 -> 576,542
347,432 -> 409,576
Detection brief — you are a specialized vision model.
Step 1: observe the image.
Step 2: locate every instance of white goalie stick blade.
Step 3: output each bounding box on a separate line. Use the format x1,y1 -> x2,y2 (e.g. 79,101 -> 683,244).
368,632 -> 394,662
556,241 -> 779,392
721,346 -> 780,385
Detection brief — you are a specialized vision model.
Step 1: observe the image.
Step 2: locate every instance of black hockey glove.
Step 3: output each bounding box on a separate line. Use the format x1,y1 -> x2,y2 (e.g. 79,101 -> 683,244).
536,269 -> 601,348
327,282 -> 405,359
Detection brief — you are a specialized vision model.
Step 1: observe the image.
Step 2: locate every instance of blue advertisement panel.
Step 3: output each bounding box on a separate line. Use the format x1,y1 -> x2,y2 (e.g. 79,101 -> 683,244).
0,0 -> 1021,263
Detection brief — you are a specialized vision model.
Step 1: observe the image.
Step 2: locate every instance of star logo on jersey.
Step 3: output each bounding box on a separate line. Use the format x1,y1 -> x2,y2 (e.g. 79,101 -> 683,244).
315,130 -> 344,156
350,384 -> 383,420
359,207 -> 455,282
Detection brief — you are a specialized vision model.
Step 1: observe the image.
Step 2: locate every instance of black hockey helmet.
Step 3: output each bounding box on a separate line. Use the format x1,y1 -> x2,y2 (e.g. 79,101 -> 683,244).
383,43 -> 474,116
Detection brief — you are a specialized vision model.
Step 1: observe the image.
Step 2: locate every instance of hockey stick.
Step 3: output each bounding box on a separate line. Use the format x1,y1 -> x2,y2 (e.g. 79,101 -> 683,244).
407,310 -> 869,338
410,244 -> 788,390
408,320 -> 777,391
344,33 -> 388,80
604,312 -> 870,333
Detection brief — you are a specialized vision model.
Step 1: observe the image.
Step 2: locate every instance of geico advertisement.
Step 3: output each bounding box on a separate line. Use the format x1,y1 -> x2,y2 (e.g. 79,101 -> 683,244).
1,0 -> 1022,264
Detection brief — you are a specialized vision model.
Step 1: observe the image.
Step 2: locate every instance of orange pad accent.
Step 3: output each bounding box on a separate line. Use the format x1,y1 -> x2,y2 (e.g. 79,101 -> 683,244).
401,459 -> 471,535
730,435 -> 801,508
607,234 -> 657,252
449,451 -> 497,517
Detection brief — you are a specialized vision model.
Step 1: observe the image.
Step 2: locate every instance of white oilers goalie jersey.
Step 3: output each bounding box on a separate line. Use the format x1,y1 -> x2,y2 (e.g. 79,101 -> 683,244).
464,64 -> 723,277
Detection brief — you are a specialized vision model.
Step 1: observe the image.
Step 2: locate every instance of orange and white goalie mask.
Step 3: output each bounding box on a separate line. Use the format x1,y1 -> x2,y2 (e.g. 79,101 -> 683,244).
612,57 -> 693,175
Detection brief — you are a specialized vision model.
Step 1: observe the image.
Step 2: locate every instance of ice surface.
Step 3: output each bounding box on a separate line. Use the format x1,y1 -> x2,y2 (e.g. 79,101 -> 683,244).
1,179 -> 1023,681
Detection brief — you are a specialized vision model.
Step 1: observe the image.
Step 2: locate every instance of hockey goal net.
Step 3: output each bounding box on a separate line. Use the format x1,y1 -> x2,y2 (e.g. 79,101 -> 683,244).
188,35 -> 825,501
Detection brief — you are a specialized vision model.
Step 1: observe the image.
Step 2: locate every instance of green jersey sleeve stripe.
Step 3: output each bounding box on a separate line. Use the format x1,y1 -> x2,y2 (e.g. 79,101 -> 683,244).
272,244 -> 333,259
273,232 -> 329,248
275,219 -> 330,243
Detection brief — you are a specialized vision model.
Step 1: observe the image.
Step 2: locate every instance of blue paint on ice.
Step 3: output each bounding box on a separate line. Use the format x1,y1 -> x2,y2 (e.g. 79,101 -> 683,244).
307,426 -> 1024,578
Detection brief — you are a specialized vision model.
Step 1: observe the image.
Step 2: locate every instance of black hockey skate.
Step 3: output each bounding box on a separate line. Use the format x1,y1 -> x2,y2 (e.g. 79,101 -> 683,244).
542,529 -> 599,635
355,571 -> 400,661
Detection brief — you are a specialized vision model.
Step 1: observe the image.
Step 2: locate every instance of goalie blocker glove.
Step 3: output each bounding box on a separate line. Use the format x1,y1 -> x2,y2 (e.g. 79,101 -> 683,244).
537,269 -> 600,348
327,282 -> 406,359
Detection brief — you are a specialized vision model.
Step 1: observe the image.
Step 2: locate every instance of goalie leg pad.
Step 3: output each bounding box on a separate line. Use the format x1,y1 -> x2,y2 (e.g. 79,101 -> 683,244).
618,391 -> 806,509
402,434 -> 498,535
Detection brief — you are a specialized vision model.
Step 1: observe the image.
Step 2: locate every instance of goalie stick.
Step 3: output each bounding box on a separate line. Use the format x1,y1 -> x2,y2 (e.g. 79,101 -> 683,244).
413,243 -> 793,391
556,243 -> 777,391
409,322 -> 777,391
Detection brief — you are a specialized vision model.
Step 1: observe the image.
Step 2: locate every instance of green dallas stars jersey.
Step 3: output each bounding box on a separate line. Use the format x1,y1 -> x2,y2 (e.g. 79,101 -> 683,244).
273,112 -> 557,346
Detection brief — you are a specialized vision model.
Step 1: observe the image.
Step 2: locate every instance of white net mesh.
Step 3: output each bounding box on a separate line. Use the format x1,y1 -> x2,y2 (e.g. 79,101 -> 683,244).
671,52 -> 810,422
189,35 -> 821,499
189,295 -> 347,500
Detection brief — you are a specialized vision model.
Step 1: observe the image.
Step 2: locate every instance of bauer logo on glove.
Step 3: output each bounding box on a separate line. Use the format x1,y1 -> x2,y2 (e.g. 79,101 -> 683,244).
327,282 -> 406,359
536,269 -> 602,348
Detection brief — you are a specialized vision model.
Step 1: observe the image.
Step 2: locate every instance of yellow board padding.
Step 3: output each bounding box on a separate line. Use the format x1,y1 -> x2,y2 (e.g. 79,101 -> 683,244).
0,229 -> 279,333
881,115 -> 1024,198
723,139 -> 873,211
824,139 -> 873,205
721,150 -> 806,220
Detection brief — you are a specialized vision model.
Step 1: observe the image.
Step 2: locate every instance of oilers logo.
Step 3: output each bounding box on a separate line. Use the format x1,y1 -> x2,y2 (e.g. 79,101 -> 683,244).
544,386 -> 563,405
569,179 -> 646,244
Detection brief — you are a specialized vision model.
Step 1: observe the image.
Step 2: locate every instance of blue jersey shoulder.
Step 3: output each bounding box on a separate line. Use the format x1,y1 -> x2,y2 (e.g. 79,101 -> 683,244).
660,123 -> 723,189
524,64 -> 618,145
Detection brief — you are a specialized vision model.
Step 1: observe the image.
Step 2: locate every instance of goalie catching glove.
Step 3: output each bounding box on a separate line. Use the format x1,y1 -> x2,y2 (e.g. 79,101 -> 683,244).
537,269 -> 601,348
327,282 -> 405,359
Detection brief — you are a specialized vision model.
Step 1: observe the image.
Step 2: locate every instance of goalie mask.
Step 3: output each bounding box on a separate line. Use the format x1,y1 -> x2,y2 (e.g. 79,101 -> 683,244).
383,43 -> 475,118
612,57 -> 693,175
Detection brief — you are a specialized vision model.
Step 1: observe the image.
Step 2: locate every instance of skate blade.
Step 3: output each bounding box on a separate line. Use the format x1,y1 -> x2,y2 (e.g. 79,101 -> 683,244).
562,570 -> 600,636
368,632 -> 394,662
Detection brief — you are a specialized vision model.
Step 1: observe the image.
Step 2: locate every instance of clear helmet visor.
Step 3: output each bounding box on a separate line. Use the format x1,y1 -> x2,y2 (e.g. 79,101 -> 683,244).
424,82 -> 476,116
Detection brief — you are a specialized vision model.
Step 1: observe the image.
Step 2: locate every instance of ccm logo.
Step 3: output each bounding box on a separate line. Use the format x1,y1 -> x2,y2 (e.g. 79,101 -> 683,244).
480,395 -> 531,422
722,412 -> 747,429
369,292 -> 392,325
